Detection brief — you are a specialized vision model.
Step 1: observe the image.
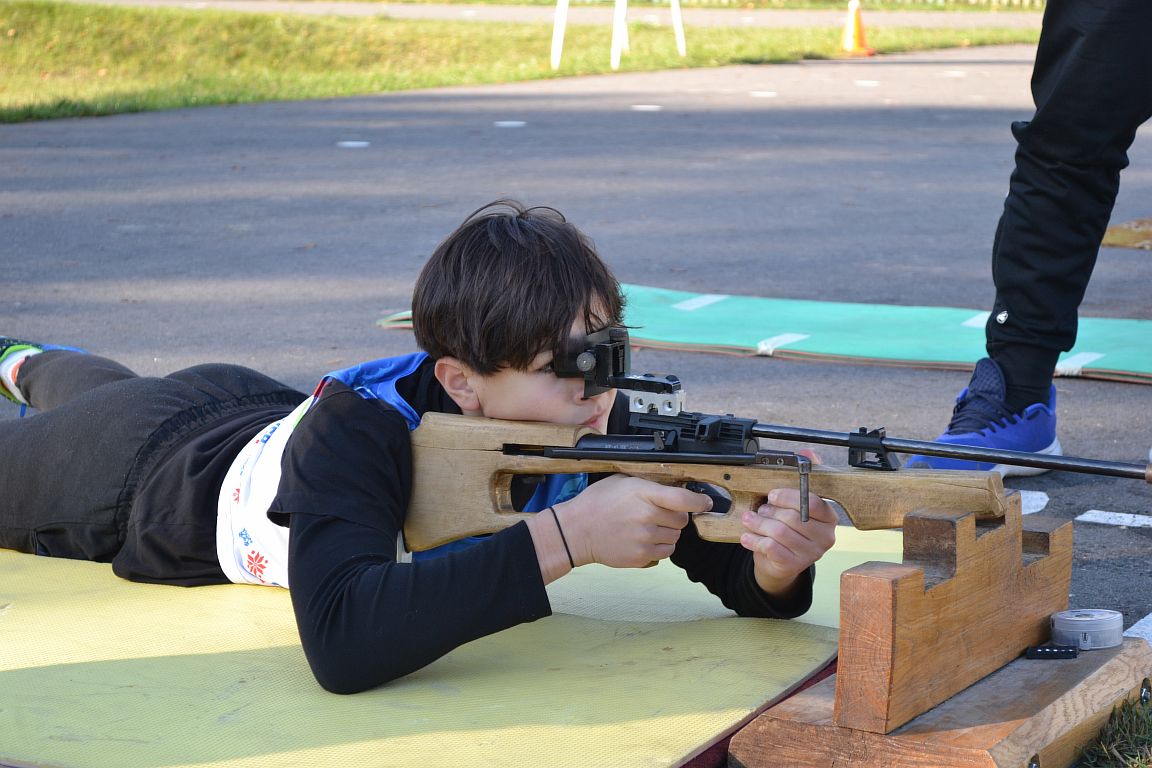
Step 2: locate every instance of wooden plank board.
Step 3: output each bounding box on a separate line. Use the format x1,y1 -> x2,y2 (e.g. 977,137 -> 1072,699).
730,638 -> 1152,768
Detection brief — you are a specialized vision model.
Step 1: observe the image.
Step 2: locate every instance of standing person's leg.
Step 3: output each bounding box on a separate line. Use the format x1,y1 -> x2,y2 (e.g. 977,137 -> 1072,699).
988,0 -> 1152,411
908,0 -> 1152,473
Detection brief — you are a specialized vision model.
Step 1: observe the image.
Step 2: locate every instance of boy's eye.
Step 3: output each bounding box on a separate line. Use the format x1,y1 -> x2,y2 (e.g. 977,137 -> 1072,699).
537,361 -> 556,374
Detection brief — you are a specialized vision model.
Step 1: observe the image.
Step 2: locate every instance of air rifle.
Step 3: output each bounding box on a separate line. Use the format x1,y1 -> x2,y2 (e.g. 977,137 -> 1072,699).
402,328 -> 1150,552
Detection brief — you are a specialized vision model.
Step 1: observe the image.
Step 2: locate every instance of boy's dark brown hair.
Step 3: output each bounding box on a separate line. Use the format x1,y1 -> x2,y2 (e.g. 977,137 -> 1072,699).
412,200 -> 625,374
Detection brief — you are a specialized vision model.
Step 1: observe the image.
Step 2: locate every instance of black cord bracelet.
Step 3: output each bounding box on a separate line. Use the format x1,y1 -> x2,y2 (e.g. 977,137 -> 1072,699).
548,506 -> 576,569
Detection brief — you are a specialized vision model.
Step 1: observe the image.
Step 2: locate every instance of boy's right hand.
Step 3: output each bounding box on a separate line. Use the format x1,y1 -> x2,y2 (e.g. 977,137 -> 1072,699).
555,475 -> 713,569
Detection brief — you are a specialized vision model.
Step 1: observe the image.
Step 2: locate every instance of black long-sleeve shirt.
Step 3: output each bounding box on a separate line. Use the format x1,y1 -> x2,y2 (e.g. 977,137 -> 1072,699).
271,360 -> 813,694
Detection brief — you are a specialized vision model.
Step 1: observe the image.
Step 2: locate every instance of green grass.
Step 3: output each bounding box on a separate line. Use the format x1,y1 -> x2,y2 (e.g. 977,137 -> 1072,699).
293,0 -> 1046,10
1079,696 -> 1152,768
1,0 -> 1039,123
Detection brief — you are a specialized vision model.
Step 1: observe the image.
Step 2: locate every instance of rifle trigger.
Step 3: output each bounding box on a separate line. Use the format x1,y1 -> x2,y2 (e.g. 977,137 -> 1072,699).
685,481 -> 732,516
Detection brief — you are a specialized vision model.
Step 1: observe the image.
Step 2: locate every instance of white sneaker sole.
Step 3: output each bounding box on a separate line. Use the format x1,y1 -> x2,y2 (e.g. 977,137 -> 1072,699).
990,437 -> 1063,477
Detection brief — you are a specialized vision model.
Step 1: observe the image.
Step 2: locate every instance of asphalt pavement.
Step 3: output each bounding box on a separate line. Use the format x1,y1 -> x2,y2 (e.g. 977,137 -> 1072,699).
2,15 -> 1150,631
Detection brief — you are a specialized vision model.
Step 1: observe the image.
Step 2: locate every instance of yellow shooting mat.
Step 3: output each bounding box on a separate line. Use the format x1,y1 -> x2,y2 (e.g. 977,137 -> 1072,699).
0,527 -> 903,768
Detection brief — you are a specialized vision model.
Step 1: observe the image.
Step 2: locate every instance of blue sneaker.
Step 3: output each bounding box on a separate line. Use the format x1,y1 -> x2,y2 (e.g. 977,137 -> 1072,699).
0,337 -> 86,404
905,358 -> 1061,476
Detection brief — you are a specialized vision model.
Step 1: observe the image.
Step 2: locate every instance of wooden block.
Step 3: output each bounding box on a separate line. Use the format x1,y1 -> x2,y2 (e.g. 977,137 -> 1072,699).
834,494 -> 1073,733
729,638 -> 1152,768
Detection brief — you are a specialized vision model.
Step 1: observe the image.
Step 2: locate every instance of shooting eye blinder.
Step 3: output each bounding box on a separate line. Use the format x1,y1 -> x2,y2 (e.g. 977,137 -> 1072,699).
551,326 -> 683,405
551,327 -> 631,398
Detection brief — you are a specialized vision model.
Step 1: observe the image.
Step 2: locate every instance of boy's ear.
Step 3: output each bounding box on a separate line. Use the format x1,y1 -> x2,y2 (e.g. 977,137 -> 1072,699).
434,357 -> 482,414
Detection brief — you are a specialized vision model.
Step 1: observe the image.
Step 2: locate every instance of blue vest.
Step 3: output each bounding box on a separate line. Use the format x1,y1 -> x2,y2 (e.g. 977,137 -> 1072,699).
323,353 -> 587,559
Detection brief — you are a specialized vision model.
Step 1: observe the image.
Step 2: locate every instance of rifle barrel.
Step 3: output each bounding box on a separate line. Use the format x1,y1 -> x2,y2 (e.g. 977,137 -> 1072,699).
750,423 -> 1150,482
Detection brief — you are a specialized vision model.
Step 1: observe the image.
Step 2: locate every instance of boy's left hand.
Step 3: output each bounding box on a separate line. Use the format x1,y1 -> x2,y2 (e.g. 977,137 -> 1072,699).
740,487 -> 837,598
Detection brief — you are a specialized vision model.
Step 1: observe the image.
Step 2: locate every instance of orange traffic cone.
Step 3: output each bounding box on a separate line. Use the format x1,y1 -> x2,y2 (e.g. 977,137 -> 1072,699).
841,0 -> 875,57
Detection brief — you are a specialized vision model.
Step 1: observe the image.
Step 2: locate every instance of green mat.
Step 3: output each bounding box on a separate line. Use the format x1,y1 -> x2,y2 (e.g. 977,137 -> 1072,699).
379,284 -> 1152,384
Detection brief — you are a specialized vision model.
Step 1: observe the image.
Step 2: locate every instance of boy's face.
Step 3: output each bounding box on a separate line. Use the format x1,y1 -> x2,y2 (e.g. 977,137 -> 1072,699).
467,320 -> 616,433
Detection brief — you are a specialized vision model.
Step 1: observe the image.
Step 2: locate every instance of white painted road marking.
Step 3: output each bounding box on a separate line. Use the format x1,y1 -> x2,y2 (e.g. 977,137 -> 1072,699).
1019,490 -> 1049,514
672,294 -> 728,311
962,312 -> 989,328
1124,613 -> 1152,643
1076,510 -> 1152,528
756,334 -> 810,356
1055,352 -> 1105,376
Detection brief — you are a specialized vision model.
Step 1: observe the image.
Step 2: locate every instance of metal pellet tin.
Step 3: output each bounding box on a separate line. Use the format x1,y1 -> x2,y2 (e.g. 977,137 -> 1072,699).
1050,609 -> 1124,650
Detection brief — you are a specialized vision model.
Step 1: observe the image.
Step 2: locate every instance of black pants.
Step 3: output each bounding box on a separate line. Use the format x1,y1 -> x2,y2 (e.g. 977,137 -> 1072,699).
987,0 -> 1152,395
0,351 -> 304,584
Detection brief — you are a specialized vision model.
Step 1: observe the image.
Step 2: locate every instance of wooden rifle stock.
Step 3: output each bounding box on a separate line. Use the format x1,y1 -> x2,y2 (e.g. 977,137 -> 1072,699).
403,413 -> 1009,552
